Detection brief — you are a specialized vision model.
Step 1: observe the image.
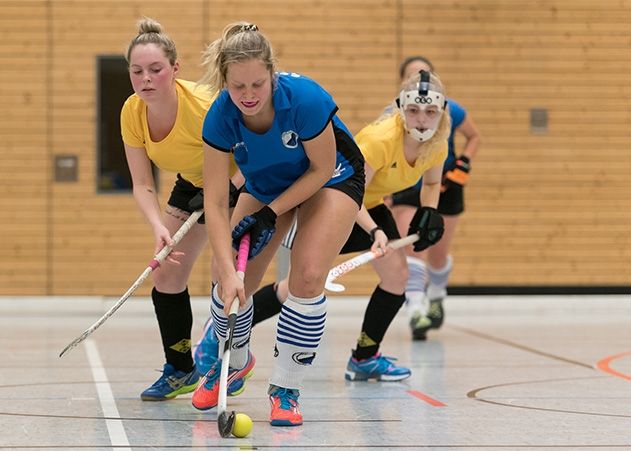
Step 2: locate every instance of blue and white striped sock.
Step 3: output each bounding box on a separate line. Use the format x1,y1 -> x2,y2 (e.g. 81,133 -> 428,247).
210,283 -> 253,370
270,291 -> 326,390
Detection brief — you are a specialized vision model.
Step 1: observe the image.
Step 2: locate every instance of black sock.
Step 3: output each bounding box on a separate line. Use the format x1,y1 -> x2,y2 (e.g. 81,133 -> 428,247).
252,283 -> 283,327
151,287 -> 194,372
353,285 -> 406,360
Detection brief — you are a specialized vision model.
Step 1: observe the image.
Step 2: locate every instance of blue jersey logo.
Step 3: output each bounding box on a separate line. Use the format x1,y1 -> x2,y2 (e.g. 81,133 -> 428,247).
281,130 -> 299,149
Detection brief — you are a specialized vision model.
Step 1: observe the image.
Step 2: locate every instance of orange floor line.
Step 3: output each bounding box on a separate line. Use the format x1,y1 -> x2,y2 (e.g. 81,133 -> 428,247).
596,351 -> 631,381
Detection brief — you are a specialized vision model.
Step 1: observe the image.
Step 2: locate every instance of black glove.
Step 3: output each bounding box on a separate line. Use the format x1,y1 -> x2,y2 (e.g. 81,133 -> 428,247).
232,205 -> 277,260
443,155 -> 471,190
187,191 -> 205,224
408,206 -> 444,252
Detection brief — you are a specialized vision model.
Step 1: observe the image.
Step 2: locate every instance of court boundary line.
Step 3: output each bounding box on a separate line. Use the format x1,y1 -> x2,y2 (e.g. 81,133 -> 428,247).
85,339 -> 131,450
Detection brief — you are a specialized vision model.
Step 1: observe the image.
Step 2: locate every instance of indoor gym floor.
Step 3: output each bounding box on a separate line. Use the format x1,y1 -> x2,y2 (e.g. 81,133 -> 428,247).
0,294 -> 629,450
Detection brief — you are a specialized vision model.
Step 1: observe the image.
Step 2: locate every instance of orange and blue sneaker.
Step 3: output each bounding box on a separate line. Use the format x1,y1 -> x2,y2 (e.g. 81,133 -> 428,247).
191,351 -> 255,411
345,353 -> 411,382
140,363 -> 201,401
268,385 -> 303,426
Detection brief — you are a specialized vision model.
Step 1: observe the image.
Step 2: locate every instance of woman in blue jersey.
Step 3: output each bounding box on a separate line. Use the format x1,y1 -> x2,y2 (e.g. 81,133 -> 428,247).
388,56 -> 482,340
191,22 -> 365,427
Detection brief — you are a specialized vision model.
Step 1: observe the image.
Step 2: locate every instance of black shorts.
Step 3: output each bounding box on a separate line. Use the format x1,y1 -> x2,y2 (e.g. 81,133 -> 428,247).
325,167 -> 365,210
168,174 -> 240,213
339,204 -> 400,254
390,183 -> 465,216
168,175 -> 202,213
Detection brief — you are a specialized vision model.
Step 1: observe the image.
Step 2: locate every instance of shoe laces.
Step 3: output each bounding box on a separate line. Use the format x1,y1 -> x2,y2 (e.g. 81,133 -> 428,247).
149,365 -> 184,389
272,387 -> 299,410
373,354 -> 398,371
428,301 -> 442,318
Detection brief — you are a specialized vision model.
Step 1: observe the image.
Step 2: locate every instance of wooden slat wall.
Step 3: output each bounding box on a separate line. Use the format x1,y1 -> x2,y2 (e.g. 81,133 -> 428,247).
2,0 -> 631,295
1,2 -> 49,294
400,0 -> 631,287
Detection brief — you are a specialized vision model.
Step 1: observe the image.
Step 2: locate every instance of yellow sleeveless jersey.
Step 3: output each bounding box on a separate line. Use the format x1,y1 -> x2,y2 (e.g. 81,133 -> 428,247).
356,114 -> 447,209
120,79 -> 235,188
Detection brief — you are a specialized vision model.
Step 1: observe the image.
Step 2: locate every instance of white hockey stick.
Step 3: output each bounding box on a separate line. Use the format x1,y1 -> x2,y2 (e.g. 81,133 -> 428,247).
59,209 -> 204,358
217,233 -> 250,438
324,234 -> 420,292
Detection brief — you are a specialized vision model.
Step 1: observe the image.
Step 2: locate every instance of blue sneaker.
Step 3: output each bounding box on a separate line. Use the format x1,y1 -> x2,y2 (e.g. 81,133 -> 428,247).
345,353 -> 411,382
193,318 -> 219,375
140,363 -> 200,401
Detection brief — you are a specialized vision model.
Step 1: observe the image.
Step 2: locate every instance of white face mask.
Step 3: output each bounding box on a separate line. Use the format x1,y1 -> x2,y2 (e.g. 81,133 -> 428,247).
398,88 -> 446,142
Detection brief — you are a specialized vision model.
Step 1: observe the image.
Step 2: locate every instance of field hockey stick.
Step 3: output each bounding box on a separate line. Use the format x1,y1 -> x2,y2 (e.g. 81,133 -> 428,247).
324,233 -> 420,292
59,209 -> 204,358
218,233 -> 250,438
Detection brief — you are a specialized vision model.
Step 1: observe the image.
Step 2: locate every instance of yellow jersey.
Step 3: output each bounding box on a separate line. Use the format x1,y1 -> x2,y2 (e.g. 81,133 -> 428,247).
121,79 -> 221,188
356,114 -> 447,209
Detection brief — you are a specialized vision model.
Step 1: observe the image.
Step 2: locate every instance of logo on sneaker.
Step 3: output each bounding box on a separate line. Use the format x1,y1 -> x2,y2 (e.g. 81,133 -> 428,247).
169,339 -> 192,353
232,336 -> 250,350
292,352 -> 316,366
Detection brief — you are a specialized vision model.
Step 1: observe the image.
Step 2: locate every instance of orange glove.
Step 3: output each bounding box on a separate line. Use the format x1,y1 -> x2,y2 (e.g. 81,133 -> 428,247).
443,155 -> 471,188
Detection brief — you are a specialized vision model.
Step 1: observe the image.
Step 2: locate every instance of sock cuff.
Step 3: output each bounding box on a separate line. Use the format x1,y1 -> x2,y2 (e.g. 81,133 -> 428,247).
428,255 -> 453,275
287,291 -> 326,305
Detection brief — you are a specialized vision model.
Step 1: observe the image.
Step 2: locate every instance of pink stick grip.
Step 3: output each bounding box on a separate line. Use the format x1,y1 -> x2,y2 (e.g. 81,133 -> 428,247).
236,233 -> 250,272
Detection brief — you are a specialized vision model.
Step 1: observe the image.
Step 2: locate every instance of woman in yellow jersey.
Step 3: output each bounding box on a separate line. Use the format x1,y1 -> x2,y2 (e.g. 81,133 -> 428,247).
120,18 -> 240,401
249,70 -> 450,381
388,56 -> 482,340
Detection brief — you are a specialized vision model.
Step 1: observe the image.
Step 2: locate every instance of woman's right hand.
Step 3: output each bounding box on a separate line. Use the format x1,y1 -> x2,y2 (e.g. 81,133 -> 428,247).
153,223 -> 183,264
370,229 -> 389,256
218,271 -> 246,315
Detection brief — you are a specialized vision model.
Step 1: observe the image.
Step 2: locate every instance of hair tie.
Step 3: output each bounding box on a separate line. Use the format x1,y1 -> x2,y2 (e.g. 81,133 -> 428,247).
240,23 -> 258,32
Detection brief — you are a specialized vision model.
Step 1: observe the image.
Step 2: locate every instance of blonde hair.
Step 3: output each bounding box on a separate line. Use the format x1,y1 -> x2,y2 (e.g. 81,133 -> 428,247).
125,17 -> 177,65
199,22 -> 276,94
400,70 -> 451,149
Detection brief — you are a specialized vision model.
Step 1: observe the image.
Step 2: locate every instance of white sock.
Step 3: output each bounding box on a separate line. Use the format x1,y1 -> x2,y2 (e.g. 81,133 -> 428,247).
427,255 -> 453,301
270,291 -> 326,390
405,256 -> 428,316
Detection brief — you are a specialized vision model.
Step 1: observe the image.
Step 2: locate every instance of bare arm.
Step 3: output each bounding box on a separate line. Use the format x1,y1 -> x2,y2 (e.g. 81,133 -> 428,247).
354,162 -> 379,233
420,163 -> 443,209
456,115 -> 481,160
354,162 -> 388,252
124,143 -> 177,254
202,143 -> 235,280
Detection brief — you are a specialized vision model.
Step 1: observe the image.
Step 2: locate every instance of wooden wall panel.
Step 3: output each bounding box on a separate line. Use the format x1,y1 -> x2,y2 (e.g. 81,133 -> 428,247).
3,0 -> 631,296
48,1 -> 209,295
0,2 -> 49,294
400,0 -> 631,288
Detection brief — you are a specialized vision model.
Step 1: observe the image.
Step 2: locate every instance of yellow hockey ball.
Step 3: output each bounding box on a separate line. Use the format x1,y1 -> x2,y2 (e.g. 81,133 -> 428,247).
232,413 -> 253,438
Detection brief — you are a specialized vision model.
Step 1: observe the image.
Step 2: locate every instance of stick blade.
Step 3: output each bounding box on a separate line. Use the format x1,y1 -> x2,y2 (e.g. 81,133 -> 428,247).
59,331 -> 89,358
324,280 -> 346,292
218,410 -> 236,437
